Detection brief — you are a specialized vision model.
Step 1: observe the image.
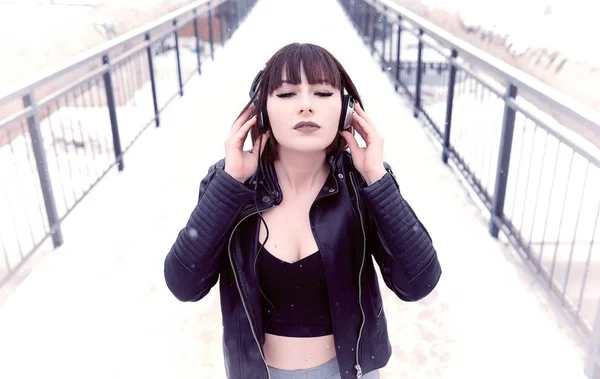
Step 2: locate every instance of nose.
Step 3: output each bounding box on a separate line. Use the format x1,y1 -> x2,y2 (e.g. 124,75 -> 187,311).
299,106 -> 313,115
298,95 -> 313,115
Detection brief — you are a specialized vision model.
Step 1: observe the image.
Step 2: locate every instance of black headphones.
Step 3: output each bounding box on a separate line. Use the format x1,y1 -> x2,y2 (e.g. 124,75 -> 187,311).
249,69 -> 355,134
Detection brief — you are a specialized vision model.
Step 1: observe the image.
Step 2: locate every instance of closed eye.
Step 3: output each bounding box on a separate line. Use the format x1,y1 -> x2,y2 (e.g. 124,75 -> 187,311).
276,92 -> 334,98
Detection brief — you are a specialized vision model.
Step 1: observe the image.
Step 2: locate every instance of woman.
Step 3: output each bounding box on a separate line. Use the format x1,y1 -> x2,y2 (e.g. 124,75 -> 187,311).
164,43 -> 441,379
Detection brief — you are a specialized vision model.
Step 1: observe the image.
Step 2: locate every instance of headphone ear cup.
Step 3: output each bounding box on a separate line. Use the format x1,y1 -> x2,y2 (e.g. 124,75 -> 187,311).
258,109 -> 268,134
340,94 -> 355,130
339,94 -> 349,130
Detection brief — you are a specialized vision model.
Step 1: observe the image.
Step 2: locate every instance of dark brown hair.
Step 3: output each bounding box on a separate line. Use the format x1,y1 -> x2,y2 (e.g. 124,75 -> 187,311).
237,42 -> 364,163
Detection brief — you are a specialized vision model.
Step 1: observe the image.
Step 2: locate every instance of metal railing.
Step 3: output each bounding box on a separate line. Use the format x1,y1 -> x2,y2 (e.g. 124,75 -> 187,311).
339,0 -> 600,357
586,300 -> 600,378
0,0 -> 257,291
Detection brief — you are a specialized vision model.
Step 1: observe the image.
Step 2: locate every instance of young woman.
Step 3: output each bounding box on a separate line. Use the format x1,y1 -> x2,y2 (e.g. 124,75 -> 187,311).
164,42 -> 442,379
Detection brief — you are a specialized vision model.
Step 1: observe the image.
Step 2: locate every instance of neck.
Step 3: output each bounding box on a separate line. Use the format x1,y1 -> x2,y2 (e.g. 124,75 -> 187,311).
273,148 -> 330,196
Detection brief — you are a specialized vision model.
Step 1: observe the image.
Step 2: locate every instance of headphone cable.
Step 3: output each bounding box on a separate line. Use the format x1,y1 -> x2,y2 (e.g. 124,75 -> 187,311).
254,131 -> 269,256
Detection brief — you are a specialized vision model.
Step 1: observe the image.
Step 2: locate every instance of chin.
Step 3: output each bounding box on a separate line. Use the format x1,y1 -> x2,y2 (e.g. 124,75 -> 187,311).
281,139 -> 334,154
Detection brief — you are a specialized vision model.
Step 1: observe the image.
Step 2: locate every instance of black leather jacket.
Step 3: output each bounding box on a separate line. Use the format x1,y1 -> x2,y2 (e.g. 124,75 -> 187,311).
164,151 -> 442,379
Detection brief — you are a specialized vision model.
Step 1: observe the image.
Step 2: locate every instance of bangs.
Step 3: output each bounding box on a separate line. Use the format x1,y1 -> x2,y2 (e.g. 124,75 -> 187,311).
264,44 -> 343,94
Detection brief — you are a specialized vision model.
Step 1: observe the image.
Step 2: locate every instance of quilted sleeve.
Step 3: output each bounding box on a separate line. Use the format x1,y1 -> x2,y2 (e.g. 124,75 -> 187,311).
164,159 -> 256,302
359,164 -> 441,302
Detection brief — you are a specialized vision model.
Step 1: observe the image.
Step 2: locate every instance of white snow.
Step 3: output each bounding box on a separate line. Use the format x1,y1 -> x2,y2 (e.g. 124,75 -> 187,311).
391,0 -> 600,66
0,0 -> 592,378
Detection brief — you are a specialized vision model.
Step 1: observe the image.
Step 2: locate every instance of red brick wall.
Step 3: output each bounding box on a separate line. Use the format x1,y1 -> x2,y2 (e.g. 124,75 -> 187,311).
178,15 -> 222,41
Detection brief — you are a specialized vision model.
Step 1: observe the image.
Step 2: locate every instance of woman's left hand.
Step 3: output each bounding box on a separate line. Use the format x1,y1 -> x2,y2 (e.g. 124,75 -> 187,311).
340,102 -> 387,186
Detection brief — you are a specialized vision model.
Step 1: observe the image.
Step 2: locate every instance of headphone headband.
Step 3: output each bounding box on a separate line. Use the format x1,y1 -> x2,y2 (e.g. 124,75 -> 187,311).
249,69 -> 263,100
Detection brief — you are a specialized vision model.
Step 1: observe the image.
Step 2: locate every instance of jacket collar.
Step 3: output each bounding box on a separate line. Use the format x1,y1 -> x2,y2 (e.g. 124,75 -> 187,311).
242,153 -> 344,215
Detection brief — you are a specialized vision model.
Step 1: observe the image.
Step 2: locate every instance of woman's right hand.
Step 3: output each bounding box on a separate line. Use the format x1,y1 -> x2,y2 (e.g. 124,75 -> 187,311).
224,105 -> 269,183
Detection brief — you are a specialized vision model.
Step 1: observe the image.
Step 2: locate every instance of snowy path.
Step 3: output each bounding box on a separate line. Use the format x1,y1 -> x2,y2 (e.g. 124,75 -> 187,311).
0,0 -> 588,378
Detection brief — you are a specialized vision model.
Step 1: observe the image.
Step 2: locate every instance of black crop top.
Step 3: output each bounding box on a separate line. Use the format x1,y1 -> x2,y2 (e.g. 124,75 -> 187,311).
257,244 -> 333,338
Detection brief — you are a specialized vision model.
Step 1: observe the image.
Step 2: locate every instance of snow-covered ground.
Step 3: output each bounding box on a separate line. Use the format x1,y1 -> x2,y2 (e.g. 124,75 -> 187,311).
0,0 -> 592,378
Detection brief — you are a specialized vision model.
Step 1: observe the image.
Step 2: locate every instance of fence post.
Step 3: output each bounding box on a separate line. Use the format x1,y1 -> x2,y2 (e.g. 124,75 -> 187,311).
233,0 -> 240,31
394,14 -> 402,92
362,0 -> 368,39
370,6 -> 377,55
442,49 -> 458,164
222,2 -> 231,42
145,34 -> 160,127
388,15 -> 393,67
358,0 -> 363,36
218,8 -> 226,46
173,19 -> 184,96
208,2 -> 215,60
414,28 -> 424,117
102,54 -> 124,171
244,0 -> 251,20
22,93 -> 63,248
358,1 -> 363,37
381,6 -> 387,71
193,10 -> 202,75
489,84 -> 517,237
585,300 -> 600,379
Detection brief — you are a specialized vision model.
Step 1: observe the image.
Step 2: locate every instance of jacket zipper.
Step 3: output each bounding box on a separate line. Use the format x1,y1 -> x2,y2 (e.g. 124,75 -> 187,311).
349,172 -> 366,379
228,205 -> 274,379
255,216 -> 276,330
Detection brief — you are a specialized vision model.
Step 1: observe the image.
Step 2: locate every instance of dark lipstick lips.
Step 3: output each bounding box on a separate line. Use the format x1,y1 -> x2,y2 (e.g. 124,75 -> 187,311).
293,121 -> 321,129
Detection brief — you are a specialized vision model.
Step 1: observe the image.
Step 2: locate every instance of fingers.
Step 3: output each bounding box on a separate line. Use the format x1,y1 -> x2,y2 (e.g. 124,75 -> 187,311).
231,104 -> 255,132
355,102 -> 376,131
352,105 -> 382,145
226,115 -> 257,149
351,111 -> 371,141
234,114 -> 257,140
340,130 -> 360,153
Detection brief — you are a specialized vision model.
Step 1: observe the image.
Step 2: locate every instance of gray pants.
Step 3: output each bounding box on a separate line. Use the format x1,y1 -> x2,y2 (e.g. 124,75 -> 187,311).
268,358 -> 380,379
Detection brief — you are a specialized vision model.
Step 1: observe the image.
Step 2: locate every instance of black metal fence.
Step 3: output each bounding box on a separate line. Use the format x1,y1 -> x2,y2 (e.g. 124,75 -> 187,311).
0,0 -> 257,291
340,0 -> 600,357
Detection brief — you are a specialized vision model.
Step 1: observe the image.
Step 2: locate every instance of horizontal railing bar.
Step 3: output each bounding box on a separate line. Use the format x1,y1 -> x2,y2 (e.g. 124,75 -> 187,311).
0,107 -> 33,132
111,40 -> 152,67
365,0 -> 600,131
37,65 -> 110,109
0,0 -> 224,105
505,97 -> 600,166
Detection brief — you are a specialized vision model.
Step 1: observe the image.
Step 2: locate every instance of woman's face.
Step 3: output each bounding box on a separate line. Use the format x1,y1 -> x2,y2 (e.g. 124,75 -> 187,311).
266,65 -> 342,155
